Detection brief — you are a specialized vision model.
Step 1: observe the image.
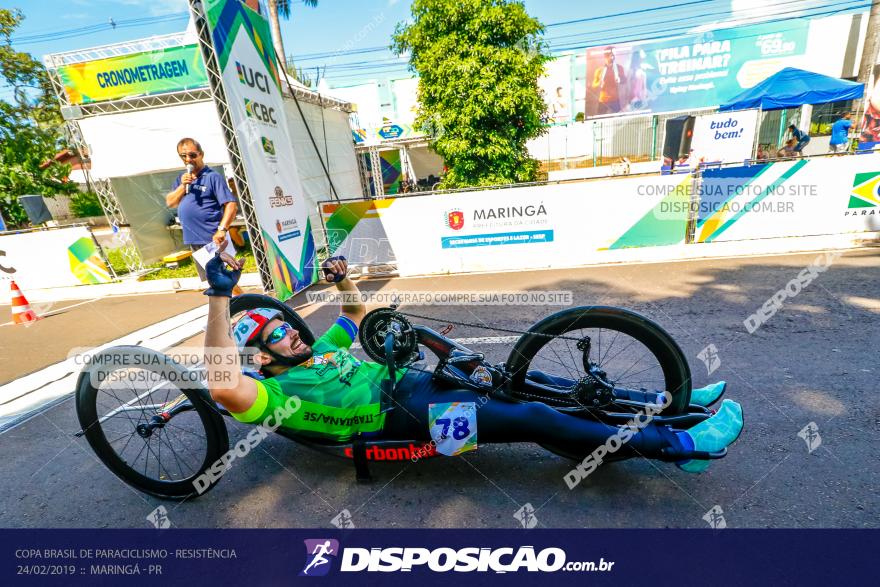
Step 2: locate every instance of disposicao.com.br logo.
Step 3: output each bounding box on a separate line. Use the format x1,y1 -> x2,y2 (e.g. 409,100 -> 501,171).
299,541 -> 614,575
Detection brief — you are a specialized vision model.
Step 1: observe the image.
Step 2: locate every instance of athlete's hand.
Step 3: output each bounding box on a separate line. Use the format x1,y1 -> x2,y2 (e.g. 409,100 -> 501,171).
204,252 -> 244,297
321,255 -> 348,283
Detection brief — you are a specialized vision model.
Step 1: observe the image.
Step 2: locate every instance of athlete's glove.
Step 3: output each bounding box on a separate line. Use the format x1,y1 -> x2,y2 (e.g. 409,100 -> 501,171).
321,255 -> 348,283
204,253 -> 243,297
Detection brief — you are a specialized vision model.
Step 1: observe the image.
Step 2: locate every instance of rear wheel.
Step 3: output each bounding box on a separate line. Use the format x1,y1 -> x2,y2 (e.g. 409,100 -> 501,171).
505,306 -> 691,461
76,346 -> 229,500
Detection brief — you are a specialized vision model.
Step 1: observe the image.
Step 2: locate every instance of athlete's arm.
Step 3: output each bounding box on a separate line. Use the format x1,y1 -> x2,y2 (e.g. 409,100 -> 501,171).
204,254 -> 258,413
322,256 -> 365,328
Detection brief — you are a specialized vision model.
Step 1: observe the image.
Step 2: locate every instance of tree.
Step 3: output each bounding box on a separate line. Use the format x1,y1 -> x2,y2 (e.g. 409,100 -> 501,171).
0,9 -> 76,228
393,0 -> 549,188
267,0 -> 318,71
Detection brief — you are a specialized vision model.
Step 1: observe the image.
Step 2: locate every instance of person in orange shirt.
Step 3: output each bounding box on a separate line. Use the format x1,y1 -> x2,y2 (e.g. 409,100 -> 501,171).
592,47 -> 627,115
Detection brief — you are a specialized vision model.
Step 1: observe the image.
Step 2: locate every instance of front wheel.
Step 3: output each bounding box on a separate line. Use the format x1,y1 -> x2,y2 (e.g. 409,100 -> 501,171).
506,306 -> 692,461
76,346 -> 229,500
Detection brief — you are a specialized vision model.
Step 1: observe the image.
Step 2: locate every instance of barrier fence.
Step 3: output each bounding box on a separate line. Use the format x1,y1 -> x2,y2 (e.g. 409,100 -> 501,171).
320,152 -> 880,278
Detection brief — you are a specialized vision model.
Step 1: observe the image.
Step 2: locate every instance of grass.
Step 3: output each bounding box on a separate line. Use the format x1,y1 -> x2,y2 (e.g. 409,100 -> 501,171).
105,248 -> 131,277
104,245 -> 258,280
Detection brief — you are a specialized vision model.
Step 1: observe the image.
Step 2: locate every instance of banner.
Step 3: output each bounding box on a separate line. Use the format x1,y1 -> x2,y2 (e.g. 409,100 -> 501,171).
0,529 -> 876,584
56,45 -> 208,105
0,226 -> 112,291
322,175 -> 691,277
584,19 -> 809,117
540,55 -> 574,124
696,154 -> 880,243
322,201 -> 396,267
689,110 -> 759,166
199,0 -> 316,299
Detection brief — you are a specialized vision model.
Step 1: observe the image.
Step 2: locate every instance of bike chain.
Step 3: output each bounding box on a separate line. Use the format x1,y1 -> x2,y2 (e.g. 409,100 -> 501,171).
395,310 -> 587,342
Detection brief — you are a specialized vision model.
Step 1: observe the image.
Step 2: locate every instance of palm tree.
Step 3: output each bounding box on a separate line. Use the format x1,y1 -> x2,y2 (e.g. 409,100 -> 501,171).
267,0 -> 318,69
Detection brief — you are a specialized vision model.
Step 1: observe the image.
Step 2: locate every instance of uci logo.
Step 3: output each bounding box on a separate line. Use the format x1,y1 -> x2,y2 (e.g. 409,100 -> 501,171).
236,61 -> 272,95
244,98 -> 277,125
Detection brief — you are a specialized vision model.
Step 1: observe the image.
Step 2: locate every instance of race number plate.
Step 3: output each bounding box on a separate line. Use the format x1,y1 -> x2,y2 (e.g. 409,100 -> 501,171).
428,402 -> 477,456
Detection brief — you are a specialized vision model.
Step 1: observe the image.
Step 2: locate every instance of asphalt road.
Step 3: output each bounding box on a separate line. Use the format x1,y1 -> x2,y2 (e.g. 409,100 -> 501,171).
1,248 -> 878,529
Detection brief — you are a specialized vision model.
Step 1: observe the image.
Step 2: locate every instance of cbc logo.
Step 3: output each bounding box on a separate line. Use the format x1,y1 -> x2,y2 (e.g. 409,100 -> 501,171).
244,98 -> 277,125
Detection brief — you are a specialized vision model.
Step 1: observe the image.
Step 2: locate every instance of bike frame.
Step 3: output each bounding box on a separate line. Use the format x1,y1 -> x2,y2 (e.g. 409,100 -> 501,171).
118,320 -> 714,462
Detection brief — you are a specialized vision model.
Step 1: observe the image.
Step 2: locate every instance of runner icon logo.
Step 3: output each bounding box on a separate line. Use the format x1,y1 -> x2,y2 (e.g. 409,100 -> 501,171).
300,539 -> 340,577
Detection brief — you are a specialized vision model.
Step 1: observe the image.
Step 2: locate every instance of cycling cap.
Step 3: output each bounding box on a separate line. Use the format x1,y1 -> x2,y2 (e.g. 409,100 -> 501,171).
233,308 -> 283,350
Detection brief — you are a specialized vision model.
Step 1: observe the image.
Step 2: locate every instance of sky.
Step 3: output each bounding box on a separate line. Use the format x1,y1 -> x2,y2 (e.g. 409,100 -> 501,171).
0,0 -> 871,101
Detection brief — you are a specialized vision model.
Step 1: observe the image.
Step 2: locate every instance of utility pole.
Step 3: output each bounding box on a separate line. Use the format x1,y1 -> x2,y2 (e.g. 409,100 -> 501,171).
857,1 -> 880,104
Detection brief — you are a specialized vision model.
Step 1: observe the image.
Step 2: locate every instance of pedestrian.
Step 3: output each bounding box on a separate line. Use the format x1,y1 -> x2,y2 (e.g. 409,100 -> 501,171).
829,112 -> 852,154
787,124 -> 811,155
165,138 -> 239,285
777,138 -> 797,158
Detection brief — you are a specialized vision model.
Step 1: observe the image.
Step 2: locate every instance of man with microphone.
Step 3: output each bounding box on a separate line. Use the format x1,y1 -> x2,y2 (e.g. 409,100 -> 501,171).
165,137 -> 238,283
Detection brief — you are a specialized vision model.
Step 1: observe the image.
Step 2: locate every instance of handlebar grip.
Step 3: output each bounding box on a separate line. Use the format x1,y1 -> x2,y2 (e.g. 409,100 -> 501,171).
322,255 -> 347,283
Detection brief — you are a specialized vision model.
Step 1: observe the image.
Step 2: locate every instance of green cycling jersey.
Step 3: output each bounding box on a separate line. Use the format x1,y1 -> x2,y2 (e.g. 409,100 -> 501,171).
230,318 -> 405,441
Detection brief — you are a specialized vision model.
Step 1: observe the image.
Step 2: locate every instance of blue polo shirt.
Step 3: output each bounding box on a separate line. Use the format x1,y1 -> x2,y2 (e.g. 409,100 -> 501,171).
171,166 -> 235,245
830,118 -> 852,146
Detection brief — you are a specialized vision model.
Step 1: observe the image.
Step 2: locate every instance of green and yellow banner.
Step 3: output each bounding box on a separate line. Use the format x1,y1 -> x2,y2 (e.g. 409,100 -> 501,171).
57,45 -> 208,105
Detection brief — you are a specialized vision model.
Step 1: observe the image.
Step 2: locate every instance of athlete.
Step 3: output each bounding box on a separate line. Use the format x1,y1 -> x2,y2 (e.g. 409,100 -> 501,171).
203,253 -> 743,474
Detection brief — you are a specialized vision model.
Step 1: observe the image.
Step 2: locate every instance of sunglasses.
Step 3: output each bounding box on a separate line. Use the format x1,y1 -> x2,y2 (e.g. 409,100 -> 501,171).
178,151 -> 201,160
263,322 -> 294,346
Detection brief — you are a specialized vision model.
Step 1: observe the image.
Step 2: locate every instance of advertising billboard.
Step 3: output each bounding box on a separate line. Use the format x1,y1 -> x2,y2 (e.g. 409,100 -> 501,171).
200,0 -> 316,299
584,19 -> 809,117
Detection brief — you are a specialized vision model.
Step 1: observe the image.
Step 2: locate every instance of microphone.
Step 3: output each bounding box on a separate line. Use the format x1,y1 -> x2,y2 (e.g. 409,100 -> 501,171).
185,164 -> 194,194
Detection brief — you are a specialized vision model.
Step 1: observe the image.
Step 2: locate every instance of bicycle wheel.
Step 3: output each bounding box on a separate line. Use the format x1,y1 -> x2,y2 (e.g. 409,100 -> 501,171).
506,307 -> 691,462
76,346 -> 229,500
507,306 -> 691,414
230,293 -> 315,346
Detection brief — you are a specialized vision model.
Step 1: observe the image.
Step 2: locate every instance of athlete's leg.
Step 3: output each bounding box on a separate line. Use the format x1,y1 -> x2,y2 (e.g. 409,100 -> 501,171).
383,371 -> 682,458
527,369 -> 726,407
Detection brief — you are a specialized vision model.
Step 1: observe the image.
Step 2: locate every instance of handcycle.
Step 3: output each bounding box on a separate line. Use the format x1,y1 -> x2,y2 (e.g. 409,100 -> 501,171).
75,294 -> 725,500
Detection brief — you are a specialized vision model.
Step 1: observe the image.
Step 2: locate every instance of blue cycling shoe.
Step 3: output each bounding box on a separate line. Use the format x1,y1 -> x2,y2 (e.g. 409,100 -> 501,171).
690,381 -> 727,407
676,399 -> 744,473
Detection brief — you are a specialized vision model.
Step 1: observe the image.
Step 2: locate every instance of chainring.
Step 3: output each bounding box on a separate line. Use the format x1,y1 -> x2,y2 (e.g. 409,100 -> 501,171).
358,308 -> 419,365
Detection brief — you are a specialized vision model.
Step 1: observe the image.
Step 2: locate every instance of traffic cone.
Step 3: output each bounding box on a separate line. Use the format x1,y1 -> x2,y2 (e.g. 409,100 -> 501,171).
10,281 -> 39,325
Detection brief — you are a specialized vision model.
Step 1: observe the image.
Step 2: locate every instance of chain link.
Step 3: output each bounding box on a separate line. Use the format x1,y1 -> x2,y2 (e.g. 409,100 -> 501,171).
395,310 -> 588,343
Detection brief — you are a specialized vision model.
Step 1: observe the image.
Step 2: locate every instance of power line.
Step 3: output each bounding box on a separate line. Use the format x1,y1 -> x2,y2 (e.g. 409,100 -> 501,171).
550,0 -> 868,52
317,0 -> 867,80
546,0 -> 843,44
11,12 -> 189,45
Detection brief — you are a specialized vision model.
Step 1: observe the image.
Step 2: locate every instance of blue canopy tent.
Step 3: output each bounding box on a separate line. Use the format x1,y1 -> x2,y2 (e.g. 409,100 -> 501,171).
718,67 -> 864,111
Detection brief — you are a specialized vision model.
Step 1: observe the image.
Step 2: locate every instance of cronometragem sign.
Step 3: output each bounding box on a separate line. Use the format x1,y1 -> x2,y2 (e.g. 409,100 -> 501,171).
55,45 -> 208,105
196,0 -> 316,299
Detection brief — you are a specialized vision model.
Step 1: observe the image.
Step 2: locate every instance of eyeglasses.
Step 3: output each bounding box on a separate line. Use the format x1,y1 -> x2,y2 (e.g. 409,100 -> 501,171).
178,151 -> 201,160
263,322 -> 294,346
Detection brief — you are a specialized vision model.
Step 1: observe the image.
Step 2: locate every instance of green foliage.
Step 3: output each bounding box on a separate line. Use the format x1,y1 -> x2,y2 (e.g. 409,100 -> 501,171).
69,191 -> 105,218
0,9 -> 74,229
393,0 -> 549,188
105,247 -> 130,276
